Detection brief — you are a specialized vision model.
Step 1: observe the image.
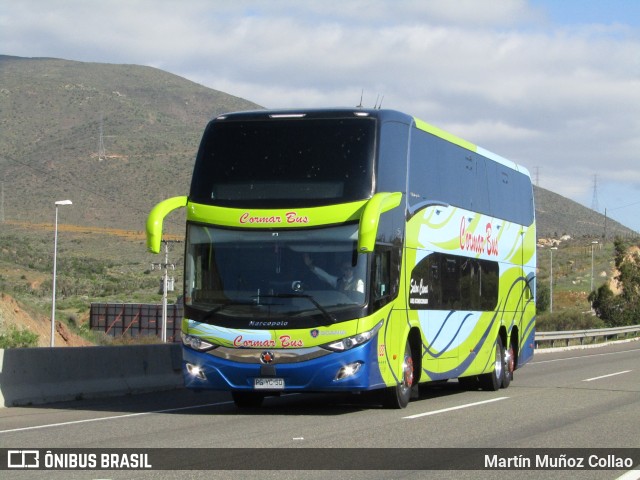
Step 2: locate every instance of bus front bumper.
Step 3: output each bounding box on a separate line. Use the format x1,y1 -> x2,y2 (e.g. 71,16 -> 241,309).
181,340 -> 386,393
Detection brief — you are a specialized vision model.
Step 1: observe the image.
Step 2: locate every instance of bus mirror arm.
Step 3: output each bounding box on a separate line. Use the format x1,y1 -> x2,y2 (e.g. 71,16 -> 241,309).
406,200 -> 450,220
357,192 -> 403,253
146,196 -> 188,253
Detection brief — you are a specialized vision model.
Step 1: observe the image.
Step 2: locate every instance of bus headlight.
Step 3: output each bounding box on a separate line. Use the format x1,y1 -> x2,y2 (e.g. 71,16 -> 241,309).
335,361 -> 363,380
186,363 -> 207,380
182,332 -> 215,351
323,321 -> 383,352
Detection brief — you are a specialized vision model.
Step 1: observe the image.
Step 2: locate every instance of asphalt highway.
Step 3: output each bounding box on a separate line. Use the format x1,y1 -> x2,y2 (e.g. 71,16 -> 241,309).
1,340 -> 639,480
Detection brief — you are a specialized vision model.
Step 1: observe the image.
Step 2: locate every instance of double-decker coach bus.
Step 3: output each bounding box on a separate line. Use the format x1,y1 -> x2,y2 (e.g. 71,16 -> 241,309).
146,108 -> 536,408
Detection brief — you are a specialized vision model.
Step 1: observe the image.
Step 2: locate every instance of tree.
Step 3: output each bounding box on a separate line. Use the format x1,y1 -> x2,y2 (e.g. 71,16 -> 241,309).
616,243 -> 640,297
589,237 -> 640,327
536,282 -> 550,314
590,283 -> 625,326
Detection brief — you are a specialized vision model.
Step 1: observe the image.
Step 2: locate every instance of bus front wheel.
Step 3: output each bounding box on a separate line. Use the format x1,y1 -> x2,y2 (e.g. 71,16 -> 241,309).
382,340 -> 414,409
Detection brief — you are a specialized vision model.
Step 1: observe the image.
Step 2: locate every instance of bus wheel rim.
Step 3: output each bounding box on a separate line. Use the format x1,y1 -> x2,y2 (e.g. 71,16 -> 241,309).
403,355 -> 414,387
494,344 -> 503,380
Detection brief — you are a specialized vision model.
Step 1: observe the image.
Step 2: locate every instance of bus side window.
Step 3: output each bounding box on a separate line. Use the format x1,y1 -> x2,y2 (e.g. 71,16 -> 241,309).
372,248 -> 391,308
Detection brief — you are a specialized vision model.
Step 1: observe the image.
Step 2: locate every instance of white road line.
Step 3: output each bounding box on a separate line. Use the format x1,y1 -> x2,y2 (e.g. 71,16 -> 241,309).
583,370 -> 632,382
403,397 -> 509,419
531,348 -> 640,365
0,400 -> 233,434
616,469 -> 640,480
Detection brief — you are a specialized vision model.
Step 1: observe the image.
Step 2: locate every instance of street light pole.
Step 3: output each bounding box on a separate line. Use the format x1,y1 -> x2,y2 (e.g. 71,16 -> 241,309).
590,240 -> 599,292
51,199 -> 72,347
550,247 -> 557,313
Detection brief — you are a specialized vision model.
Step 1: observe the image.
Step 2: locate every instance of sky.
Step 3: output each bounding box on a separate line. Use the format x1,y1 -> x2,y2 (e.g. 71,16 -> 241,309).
2,0 -> 640,233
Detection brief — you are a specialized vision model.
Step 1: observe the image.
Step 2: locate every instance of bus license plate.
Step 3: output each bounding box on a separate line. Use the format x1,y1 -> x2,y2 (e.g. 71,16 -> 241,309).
254,378 -> 285,390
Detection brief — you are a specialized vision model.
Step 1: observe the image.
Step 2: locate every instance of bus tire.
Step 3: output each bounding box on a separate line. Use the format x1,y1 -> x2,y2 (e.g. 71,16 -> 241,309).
479,335 -> 504,391
458,375 -> 480,390
232,391 -> 265,408
383,340 -> 414,409
502,338 -> 515,389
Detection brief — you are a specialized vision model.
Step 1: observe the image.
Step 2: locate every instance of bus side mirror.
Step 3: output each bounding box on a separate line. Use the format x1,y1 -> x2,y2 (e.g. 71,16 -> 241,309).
357,192 -> 402,253
146,196 -> 188,253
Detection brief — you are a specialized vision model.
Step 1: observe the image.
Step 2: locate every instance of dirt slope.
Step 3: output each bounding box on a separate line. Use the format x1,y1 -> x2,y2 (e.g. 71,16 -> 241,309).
0,293 -> 91,347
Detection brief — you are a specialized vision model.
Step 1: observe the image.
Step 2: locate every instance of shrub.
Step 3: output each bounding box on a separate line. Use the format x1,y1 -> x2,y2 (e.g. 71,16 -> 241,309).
536,310 -> 606,332
536,283 -> 550,313
0,325 -> 39,348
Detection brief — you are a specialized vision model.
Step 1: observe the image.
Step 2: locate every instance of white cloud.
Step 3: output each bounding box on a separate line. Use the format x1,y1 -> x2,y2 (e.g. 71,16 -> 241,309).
2,0 -> 640,230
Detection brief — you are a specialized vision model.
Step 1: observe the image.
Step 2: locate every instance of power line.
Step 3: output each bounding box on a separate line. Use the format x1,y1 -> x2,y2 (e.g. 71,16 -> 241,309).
609,199 -> 640,211
1,153 -> 124,205
0,153 -> 183,230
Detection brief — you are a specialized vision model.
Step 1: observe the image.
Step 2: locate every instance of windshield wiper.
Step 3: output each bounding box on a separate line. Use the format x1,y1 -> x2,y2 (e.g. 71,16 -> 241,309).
201,299 -> 256,320
197,294 -> 336,326
260,293 -> 337,324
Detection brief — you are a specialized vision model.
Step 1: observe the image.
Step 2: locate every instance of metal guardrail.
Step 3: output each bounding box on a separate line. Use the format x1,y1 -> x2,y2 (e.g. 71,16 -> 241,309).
535,324 -> 640,348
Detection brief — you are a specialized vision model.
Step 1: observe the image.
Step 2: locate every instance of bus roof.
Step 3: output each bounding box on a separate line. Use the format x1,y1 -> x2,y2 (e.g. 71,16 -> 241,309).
212,108 -> 531,179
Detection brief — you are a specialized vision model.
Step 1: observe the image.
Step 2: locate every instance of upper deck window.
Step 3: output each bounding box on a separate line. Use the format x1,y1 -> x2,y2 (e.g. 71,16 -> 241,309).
190,117 -> 376,208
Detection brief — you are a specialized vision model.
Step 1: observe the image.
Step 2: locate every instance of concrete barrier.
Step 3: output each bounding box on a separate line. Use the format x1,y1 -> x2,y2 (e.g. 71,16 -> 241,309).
0,344 -> 184,407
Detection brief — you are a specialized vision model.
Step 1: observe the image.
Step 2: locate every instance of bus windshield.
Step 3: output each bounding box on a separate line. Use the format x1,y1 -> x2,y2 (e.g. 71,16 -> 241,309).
189,117 -> 376,208
185,223 -> 369,327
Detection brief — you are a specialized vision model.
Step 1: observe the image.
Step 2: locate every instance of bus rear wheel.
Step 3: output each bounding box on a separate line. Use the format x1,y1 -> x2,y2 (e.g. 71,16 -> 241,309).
382,340 -> 414,409
479,335 -> 504,391
502,338 -> 515,389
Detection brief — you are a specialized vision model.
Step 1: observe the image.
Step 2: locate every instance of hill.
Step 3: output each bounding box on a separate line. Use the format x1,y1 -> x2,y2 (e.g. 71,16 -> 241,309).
1,55 -> 635,239
0,55 -> 261,233
0,56 -> 637,345
534,186 -> 635,239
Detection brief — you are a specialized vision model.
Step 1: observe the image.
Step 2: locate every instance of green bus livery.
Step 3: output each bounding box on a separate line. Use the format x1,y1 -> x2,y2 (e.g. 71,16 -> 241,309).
146,108 -> 536,408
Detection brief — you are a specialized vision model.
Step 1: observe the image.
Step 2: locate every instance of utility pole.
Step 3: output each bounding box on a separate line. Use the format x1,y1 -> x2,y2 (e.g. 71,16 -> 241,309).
0,180 -> 4,223
151,240 -> 180,342
591,174 -> 599,212
550,247 -> 557,313
98,112 -> 106,161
